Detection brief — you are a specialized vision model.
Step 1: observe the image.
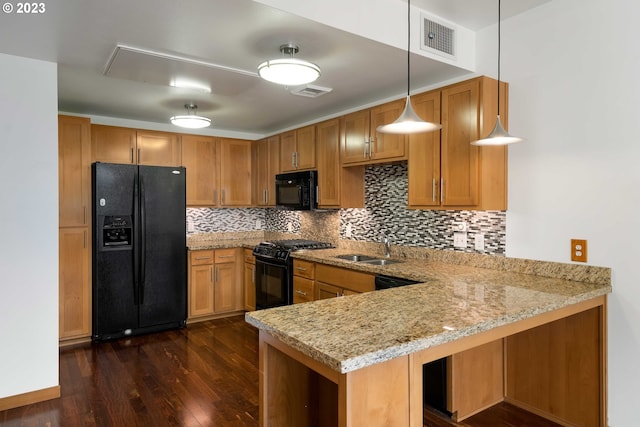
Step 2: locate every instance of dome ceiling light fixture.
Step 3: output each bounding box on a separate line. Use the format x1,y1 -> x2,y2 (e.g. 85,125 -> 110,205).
258,44 -> 321,86
377,0 -> 441,134
471,0 -> 524,146
170,103 -> 211,129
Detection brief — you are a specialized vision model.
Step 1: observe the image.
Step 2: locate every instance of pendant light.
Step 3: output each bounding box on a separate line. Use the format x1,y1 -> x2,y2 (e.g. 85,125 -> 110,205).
471,0 -> 523,146
377,0 -> 441,134
258,44 -> 321,86
170,103 -> 211,129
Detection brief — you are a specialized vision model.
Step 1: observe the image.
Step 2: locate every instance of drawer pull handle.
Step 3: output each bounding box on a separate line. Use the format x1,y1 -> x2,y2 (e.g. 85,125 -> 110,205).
296,267 -> 307,271
218,255 -> 234,259
195,256 -> 212,260
295,290 -> 307,296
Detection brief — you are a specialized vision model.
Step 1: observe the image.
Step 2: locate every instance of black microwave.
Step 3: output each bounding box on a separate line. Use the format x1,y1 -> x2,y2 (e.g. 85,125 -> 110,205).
275,170 -> 317,210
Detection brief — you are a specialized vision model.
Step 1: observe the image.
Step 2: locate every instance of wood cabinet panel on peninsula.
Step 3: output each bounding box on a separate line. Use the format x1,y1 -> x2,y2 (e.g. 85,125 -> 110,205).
188,249 -> 243,321
315,264 -> 374,299
408,76 -> 508,210
91,125 -> 181,166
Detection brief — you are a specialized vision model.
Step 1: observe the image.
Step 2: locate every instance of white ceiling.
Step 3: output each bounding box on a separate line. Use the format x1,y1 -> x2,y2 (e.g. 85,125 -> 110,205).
0,0 -> 550,137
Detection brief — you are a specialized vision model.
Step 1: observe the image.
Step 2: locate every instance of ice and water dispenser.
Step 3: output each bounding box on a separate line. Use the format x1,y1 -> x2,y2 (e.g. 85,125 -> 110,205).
100,216 -> 132,250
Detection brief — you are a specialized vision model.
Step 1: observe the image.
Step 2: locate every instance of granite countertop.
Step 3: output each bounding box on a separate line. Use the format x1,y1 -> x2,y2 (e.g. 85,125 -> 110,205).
245,248 -> 611,374
187,238 -> 264,251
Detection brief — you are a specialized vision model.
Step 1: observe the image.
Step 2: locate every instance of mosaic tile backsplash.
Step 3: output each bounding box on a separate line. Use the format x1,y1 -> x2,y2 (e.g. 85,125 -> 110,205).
187,162 -> 506,254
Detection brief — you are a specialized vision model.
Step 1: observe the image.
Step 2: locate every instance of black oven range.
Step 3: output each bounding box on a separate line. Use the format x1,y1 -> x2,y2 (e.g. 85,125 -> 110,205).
253,239 -> 333,310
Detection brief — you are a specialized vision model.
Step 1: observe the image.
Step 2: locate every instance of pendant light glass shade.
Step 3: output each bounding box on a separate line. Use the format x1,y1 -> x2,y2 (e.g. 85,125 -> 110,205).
471,0 -> 523,146
377,96 -> 442,134
377,0 -> 441,134
170,104 -> 211,129
258,44 -> 320,86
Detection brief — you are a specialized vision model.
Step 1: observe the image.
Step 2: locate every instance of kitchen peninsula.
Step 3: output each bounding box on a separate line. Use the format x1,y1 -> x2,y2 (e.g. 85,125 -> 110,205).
245,248 -> 611,427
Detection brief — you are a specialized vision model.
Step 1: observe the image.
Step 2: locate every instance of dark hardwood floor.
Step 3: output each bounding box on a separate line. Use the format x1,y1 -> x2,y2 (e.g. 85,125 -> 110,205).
0,315 -> 561,427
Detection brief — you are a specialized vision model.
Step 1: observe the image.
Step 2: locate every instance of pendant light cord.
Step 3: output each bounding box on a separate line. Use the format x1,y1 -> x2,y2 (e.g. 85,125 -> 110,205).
406,0 -> 411,97
497,0 -> 501,116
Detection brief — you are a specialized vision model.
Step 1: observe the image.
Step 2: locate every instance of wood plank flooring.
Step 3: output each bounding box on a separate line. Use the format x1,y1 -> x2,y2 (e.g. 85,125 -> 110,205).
0,315 -> 561,427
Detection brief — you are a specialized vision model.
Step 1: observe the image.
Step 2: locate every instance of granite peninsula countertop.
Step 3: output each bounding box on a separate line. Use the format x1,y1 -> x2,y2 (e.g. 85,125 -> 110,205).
245,248 -> 611,374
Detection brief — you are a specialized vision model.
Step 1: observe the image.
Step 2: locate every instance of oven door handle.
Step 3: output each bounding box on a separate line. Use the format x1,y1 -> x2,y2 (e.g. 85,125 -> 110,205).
255,257 -> 288,269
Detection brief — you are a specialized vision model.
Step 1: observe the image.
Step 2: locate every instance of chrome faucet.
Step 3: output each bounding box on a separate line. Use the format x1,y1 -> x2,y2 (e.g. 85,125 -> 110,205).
384,237 -> 391,258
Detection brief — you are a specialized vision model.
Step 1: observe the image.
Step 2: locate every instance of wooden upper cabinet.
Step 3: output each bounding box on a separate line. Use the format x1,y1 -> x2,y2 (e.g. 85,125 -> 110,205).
136,130 -> 181,166
219,138 -> 252,206
91,125 -> 180,166
316,119 -> 341,207
91,125 -> 137,164
341,99 -> 408,166
59,115 -> 91,227
408,90 -> 442,207
280,125 -> 316,171
253,135 -> 280,206
408,76 -> 508,210
369,99 -> 408,161
441,77 -> 507,209
182,135 -> 219,206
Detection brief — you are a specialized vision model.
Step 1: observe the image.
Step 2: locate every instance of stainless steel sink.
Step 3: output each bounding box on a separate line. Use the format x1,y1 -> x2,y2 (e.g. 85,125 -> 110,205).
334,254 -> 378,262
361,258 -> 403,266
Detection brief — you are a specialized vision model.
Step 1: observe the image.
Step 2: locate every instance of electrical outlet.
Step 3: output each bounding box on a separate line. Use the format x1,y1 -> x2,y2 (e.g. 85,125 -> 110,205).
345,223 -> 353,238
475,233 -> 485,251
453,232 -> 467,248
452,222 -> 468,232
287,222 -> 293,233
255,219 -> 262,229
571,239 -> 587,262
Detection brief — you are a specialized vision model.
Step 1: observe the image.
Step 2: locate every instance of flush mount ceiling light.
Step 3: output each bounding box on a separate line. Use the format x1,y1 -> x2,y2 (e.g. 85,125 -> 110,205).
258,44 -> 321,86
170,103 -> 211,129
377,0 -> 441,134
471,0 -> 524,146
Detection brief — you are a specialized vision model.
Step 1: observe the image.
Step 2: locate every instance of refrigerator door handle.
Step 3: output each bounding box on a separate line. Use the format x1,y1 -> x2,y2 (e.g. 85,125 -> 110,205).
133,172 -> 140,305
139,174 -> 147,304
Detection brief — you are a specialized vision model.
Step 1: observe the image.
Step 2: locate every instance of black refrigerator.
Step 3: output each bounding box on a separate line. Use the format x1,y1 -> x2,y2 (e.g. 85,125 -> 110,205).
91,162 -> 187,341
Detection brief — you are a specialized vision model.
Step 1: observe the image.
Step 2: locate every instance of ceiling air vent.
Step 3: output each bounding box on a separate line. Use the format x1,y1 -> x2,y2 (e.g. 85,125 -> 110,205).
290,85 -> 333,98
420,13 -> 456,59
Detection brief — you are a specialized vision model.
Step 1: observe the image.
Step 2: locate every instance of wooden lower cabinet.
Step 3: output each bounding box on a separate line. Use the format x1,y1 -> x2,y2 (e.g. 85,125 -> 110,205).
188,248 -> 243,321
314,264 -> 374,299
59,227 -> 91,341
243,248 -> 256,311
292,259 -> 316,304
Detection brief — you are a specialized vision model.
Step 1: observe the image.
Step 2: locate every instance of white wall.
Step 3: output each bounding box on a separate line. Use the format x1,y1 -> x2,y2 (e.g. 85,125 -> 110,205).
0,53 -> 59,398
475,1 -> 640,425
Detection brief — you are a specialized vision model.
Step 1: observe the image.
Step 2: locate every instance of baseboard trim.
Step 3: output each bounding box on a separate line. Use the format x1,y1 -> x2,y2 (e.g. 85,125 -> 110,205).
0,385 -> 60,411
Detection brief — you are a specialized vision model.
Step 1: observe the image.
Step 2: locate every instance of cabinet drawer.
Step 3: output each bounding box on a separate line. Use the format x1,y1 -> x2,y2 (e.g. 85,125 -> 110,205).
293,259 -> 315,279
293,276 -> 314,304
215,248 -> 237,263
190,250 -> 214,266
316,264 -> 374,294
243,248 -> 255,264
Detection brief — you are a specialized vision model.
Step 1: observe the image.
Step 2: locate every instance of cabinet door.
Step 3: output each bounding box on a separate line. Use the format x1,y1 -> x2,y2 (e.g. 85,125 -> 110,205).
189,264 -> 214,318
219,138 -> 252,206
408,91 -> 442,207
441,80 -> 480,206
340,109 -> 370,165
316,119 -> 341,207
136,130 -> 181,166
91,124 -> 137,164
59,116 -> 91,227
316,282 -> 342,300
369,99 -> 408,161
182,135 -> 219,206
243,262 -> 256,311
295,125 -> 316,170
214,262 -> 238,313
279,130 -> 297,172
293,276 -> 314,304
59,227 -> 91,339
254,136 -> 279,206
